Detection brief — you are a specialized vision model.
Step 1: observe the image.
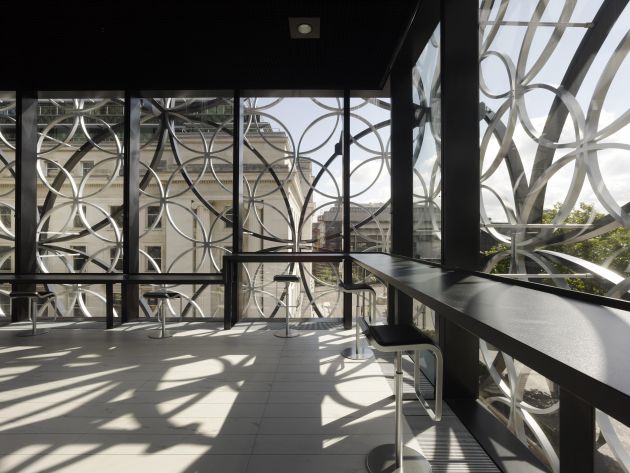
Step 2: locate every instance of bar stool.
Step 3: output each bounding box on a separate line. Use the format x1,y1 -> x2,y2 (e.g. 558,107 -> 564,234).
10,291 -> 56,337
273,274 -> 300,338
144,290 -> 182,339
363,324 -> 443,473
339,282 -> 374,360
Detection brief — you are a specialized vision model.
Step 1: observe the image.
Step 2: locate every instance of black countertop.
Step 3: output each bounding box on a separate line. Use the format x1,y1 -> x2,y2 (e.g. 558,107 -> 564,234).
351,253 -> 630,426
1,274 -> 223,284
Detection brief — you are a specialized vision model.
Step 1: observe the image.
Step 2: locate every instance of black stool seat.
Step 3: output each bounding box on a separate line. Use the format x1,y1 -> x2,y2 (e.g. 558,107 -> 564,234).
10,291 -> 55,299
367,324 -> 434,351
143,290 -> 181,299
363,322 -> 443,472
273,274 -> 300,283
338,282 -> 374,293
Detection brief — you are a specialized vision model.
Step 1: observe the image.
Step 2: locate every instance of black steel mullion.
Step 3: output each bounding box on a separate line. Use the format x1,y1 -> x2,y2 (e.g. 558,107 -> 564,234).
389,63 -> 414,325
227,91 -> 244,327
342,90 -> 352,329
440,0 -> 480,271
13,91 -> 39,321
560,387 -> 595,473
122,92 -> 141,323
439,0 -> 480,400
232,91 -> 244,254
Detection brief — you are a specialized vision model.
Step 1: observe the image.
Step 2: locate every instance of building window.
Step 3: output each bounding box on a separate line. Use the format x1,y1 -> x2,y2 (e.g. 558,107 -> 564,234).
147,206 -> 161,229
224,208 -> 233,229
81,161 -> 94,176
46,162 -> 59,177
146,246 -> 162,272
0,246 -> 11,271
0,207 -> 11,229
73,293 -> 86,317
71,245 -> 87,271
110,205 -> 123,228
73,204 -> 87,228
110,247 -> 123,272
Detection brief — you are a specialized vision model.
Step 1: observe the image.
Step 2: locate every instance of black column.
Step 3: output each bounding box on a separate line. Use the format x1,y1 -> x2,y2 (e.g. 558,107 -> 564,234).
122,93 -> 141,323
559,387 -> 594,473
439,0 -> 480,400
226,92 -> 244,328
388,63 -> 414,325
342,90 -> 352,329
13,91 -> 39,322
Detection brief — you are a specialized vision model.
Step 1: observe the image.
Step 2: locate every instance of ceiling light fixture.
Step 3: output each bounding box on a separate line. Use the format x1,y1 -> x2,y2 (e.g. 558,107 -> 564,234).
289,17 -> 320,39
297,23 -> 312,35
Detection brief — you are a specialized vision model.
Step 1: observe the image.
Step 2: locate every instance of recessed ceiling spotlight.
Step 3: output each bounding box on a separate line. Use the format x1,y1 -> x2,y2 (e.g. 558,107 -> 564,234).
297,23 -> 313,35
289,17 -> 320,39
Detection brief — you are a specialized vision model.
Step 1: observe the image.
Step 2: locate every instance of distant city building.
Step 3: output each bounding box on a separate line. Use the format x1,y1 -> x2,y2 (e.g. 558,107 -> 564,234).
313,202 -> 441,259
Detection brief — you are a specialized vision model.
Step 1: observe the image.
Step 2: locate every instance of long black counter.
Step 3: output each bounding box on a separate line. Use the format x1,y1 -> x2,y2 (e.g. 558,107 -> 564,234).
350,252 -> 630,427
2,273 -> 223,328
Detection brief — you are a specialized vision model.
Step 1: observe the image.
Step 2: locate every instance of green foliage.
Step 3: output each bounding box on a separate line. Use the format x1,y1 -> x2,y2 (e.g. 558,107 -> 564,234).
483,202 -> 630,295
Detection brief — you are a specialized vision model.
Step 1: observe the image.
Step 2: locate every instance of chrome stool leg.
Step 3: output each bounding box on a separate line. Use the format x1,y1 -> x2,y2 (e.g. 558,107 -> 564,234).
340,286 -> 374,360
149,298 -> 172,339
366,351 -> 432,473
274,280 -> 299,338
17,295 -> 50,337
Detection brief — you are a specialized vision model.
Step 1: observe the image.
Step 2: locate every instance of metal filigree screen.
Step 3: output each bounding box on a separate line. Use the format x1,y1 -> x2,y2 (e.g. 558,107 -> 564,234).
36,97 -> 124,318
138,97 -> 233,318
0,95 -> 15,317
477,1 -> 630,471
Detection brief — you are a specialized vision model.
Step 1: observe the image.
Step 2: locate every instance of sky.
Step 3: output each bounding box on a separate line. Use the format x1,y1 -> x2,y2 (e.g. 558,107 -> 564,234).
409,0 -> 630,226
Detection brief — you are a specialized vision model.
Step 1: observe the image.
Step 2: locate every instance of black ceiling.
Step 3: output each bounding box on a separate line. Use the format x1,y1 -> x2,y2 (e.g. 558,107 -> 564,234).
7,0 -> 421,92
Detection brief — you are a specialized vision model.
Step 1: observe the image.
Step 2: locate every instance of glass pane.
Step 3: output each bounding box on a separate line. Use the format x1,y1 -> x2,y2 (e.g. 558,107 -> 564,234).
139,284 -> 223,319
595,411 -> 630,472
479,341 -> 560,471
240,97 -> 344,319
352,263 -> 388,325
349,97 -> 391,252
475,2 -> 630,470
413,27 -> 442,261
0,94 -> 15,290
480,0 -> 630,301
139,96 -> 234,275
36,97 -> 124,317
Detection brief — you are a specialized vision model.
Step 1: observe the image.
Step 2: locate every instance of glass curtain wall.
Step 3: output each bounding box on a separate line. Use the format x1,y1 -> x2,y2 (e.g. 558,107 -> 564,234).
138,96 -> 233,319
479,1 -> 630,471
0,94 -> 15,316
36,97 -> 124,318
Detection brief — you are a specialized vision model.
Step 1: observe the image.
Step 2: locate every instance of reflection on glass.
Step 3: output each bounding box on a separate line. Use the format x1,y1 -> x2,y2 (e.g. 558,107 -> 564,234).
349,97 -> 391,253
413,26 -> 442,261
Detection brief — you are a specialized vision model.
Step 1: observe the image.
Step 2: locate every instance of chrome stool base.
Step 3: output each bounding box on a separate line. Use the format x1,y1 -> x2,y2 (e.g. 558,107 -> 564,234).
149,330 -> 172,339
17,329 -> 49,337
274,328 -> 299,338
366,444 -> 432,473
145,290 -> 181,340
341,345 -> 374,360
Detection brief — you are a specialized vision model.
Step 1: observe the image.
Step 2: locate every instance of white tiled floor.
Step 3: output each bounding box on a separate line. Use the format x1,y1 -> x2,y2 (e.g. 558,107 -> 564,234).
0,321 -> 499,473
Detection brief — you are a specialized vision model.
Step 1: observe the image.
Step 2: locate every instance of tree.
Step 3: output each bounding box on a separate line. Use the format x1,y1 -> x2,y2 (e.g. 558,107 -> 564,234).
483,202 -> 630,296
